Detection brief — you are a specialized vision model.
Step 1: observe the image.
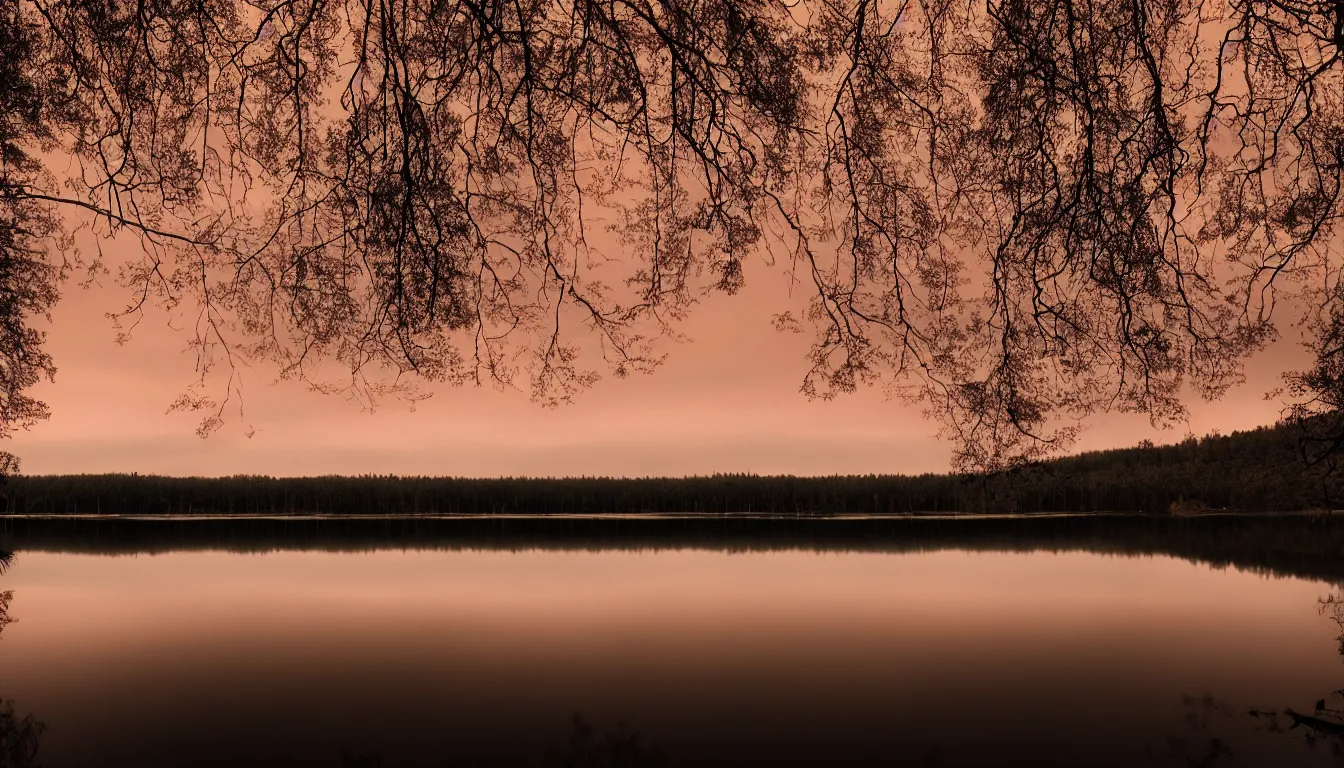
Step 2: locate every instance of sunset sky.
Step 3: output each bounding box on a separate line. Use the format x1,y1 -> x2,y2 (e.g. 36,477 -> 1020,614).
10,266 -> 1309,478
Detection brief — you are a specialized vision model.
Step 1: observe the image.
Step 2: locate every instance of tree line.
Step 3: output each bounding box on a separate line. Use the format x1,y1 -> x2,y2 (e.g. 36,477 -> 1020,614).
4,420 -> 1340,516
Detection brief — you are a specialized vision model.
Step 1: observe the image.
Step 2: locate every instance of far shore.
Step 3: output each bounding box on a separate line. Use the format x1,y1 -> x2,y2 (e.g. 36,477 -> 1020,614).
0,508 -> 1340,520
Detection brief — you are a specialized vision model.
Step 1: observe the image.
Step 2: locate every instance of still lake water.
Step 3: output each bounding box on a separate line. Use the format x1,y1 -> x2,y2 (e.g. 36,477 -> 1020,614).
2,520 -> 1344,766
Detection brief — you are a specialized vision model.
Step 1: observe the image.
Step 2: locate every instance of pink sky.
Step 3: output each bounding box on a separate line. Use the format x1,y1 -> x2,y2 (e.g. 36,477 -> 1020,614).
7,265 -> 1308,477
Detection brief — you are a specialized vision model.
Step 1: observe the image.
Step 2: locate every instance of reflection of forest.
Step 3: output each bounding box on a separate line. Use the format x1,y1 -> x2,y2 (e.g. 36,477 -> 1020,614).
5,513 -> 1344,585
7,543 -> 1344,767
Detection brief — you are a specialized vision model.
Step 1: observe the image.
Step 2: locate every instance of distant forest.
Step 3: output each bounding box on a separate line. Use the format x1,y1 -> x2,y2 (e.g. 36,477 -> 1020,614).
4,421 -> 1341,516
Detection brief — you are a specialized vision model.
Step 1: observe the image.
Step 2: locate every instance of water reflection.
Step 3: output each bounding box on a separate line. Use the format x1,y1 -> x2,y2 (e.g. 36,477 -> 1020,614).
341,714 -> 672,768
6,535 -> 1344,766
0,551 -> 43,768
1147,594 -> 1344,767
544,714 -> 669,768
1,549 -> 17,638
4,513 -> 1343,585
1277,596 -> 1344,757
1156,693 -> 1234,767
1322,595 -> 1344,662
0,700 -> 43,768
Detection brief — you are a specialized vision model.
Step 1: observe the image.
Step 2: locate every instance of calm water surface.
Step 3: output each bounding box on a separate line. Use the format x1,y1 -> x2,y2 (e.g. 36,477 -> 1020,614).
2,543 -> 1343,766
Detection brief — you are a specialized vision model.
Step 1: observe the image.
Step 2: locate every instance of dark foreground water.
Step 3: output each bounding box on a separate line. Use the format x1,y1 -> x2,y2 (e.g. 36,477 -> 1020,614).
2,515 -> 1344,767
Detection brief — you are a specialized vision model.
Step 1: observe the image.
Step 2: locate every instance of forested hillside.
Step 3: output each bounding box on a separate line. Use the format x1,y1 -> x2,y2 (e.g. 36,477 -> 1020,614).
2,421 -> 1338,516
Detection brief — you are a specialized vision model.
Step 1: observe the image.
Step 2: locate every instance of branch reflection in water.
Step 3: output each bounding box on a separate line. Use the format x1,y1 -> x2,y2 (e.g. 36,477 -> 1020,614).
341,714 -> 671,768
0,546 -> 671,768
0,551 -> 12,637
1152,594 -> 1344,767
0,551 -> 43,768
10,539 -> 1344,766
1276,595 -> 1344,758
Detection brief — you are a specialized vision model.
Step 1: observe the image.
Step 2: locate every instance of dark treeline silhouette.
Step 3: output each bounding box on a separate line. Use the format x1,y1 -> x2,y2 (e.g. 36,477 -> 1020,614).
4,421 -> 1342,517
4,513 -> 1344,587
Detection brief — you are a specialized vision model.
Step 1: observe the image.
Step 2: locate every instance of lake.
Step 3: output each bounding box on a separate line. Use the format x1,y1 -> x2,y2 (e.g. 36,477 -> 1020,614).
1,515 -> 1343,766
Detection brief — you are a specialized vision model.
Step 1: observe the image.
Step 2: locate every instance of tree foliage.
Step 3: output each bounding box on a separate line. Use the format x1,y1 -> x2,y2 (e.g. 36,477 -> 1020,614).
1,0 -> 1343,467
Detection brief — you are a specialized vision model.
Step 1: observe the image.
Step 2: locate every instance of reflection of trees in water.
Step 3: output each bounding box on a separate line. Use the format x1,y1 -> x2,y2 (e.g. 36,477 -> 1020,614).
1322,595 -> 1344,660
1276,594 -> 1344,759
11,515 -> 1344,590
545,714 -> 668,768
0,552 -> 43,768
0,551 -> 15,638
0,550 -> 13,636
6,566 -> 1344,767
0,700 -> 43,768
1152,595 -> 1344,766
0,591 -> 11,639
337,714 -> 669,767
1154,694 -> 1344,767
0,551 -> 13,637
1149,694 -> 1234,767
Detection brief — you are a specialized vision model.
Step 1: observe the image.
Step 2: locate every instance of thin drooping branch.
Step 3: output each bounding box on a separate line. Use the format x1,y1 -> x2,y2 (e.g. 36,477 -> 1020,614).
0,0 -> 1340,468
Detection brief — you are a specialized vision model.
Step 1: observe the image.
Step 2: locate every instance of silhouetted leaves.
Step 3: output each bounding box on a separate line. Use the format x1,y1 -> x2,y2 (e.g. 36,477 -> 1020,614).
1,0 -> 1343,467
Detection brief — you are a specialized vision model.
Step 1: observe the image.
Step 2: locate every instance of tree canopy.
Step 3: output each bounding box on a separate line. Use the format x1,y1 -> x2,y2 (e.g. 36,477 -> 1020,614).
0,0 -> 1342,468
